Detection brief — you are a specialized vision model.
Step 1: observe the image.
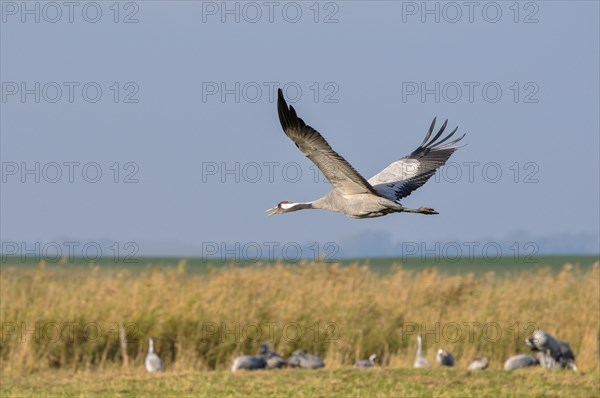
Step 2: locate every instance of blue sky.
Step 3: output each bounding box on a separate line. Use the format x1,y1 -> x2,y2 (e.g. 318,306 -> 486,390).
1,1 -> 599,258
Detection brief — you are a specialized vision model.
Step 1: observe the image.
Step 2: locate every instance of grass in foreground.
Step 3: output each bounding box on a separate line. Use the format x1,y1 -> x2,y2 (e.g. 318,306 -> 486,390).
1,368 -> 598,397
1,262 -> 599,373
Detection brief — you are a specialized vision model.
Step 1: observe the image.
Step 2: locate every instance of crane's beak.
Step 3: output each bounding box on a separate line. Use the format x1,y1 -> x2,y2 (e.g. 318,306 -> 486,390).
265,206 -> 280,217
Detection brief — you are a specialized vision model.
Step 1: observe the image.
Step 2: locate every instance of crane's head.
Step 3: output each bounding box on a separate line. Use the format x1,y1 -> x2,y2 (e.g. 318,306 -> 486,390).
266,201 -> 307,216
259,342 -> 270,354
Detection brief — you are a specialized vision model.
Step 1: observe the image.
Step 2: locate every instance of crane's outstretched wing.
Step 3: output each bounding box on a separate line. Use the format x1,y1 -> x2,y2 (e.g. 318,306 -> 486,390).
368,118 -> 465,201
277,88 -> 377,196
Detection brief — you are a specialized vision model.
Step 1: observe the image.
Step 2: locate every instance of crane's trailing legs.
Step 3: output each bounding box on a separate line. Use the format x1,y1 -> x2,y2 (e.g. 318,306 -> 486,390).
402,207 -> 438,215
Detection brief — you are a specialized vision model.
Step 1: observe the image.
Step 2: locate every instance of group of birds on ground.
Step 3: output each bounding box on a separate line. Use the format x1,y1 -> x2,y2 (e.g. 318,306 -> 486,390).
505,329 -> 578,371
413,334 -> 484,370
231,344 -> 325,371
413,330 -> 577,372
144,330 -> 577,373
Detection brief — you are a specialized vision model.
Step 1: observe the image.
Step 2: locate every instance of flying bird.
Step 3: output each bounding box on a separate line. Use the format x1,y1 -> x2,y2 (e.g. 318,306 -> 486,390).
267,89 -> 465,219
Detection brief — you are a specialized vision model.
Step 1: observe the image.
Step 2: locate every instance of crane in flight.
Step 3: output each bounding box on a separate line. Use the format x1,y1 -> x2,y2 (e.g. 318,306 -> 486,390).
267,89 -> 465,219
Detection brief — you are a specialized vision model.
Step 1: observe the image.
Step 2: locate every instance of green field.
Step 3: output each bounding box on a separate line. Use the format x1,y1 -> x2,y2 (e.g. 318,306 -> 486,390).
2,254 -> 598,275
1,368 -> 598,397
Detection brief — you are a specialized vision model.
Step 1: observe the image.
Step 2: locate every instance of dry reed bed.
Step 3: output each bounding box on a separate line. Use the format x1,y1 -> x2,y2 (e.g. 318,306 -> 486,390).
1,261 -> 598,374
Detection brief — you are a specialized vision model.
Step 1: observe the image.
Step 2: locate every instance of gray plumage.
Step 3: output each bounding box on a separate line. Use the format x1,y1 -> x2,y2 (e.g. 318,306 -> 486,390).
556,340 -> 577,371
525,330 -> 561,358
259,342 -> 287,369
353,353 -> 377,368
414,335 -> 431,368
436,349 -> 455,367
521,351 -> 577,372
267,89 -> 465,219
468,356 -> 489,370
287,350 -> 325,369
525,330 -> 577,371
231,355 -> 267,372
504,354 -> 539,371
539,351 -> 562,370
144,337 -> 164,373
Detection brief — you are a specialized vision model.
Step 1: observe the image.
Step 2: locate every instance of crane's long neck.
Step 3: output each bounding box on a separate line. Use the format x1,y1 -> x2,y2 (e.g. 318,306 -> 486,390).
149,338 -> 155,353
284,195 -> 334,213
284,201 -> 315,212
417,336 -> 423,356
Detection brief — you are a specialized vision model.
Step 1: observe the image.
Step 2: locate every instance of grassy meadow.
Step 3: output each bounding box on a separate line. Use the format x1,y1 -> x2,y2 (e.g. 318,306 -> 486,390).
0,257 -> 599,396
2,367 -> 599,397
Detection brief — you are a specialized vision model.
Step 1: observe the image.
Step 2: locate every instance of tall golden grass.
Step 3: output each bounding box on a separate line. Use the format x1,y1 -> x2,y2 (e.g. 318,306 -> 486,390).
1,261 -> 598,374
